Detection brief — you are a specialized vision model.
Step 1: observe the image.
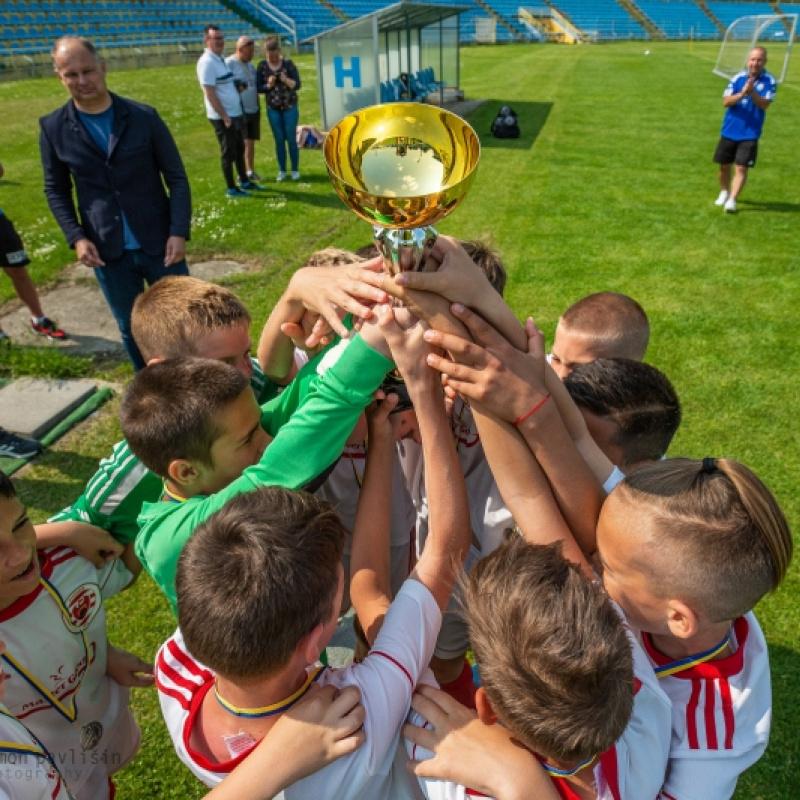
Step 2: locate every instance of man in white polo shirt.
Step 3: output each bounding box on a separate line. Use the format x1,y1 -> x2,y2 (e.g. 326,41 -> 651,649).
197,25 -> 261,198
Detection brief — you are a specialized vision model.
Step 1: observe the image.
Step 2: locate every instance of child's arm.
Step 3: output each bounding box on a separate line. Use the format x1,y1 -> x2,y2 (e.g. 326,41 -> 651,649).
35,521 -> 123,567
205,685 -> 365,799
543,362 -> 617,486
381,308 -> 470,613
106,643 -> 154,687
47,443 -> 162,547
257,263 -> 389,383
349,394 -> 401,646
423,306 -> 602,563
404,685 -> 560,800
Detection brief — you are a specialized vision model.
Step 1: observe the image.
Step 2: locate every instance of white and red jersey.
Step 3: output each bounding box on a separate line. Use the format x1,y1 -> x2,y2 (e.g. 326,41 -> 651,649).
0,548 -> 139,800
403,400 -> 512,559
316,441 -> 416,550
0,705 -> 72,800
640,614 -> 770,800
408,608 -> 670,800
156,579 -> 440,799
407,734 -> 630,800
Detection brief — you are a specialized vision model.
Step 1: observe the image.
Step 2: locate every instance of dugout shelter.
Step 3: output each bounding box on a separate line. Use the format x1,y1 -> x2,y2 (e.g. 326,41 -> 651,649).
307,1 -> 468,130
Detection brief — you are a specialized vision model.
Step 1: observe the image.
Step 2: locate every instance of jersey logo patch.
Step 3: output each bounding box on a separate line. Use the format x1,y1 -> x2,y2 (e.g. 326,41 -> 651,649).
63,584 -> 101,631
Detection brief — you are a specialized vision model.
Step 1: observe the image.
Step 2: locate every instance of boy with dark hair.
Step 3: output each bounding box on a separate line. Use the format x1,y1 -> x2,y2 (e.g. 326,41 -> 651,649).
121,310 -> 394,611
0,470 -> 151,800
550,292 -> 649,380
564,358 -> 682,471
155,306 -> 478,797
408,537 -> 669,800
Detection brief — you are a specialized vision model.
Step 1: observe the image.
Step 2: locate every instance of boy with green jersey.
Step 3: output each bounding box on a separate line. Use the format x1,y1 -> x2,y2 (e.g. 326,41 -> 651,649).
121,313 -> 394,611
41,269 -> 387,557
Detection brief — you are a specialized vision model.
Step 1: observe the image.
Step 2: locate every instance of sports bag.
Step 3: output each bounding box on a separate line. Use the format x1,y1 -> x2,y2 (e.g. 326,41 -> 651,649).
491,106 -> 520,139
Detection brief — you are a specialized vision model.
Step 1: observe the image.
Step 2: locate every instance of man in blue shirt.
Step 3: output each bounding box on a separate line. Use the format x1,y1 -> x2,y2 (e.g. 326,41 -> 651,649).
40,36 -> 191,369
713,47 -> 776,214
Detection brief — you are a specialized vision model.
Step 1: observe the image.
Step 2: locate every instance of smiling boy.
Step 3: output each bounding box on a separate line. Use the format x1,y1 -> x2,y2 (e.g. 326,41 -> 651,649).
0,470 -> 148,800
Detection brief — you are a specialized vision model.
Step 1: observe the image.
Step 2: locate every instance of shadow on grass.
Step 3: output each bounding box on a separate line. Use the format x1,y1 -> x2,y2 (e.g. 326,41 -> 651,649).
738,199 -> 800,214
466,101 -> 553,151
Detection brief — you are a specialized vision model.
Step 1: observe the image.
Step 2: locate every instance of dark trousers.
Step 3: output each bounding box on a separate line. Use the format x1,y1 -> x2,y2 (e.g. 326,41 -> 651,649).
211,116 -> 247,189
94,249 -> 189,370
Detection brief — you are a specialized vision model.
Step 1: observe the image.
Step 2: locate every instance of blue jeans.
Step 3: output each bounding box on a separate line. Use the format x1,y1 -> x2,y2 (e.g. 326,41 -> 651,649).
94,249 -> 189,370
267,104 -> 299,172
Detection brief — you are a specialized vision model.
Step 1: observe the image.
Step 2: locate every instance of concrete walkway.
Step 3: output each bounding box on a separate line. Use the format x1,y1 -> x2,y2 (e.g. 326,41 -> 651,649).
0,259 -> 257,358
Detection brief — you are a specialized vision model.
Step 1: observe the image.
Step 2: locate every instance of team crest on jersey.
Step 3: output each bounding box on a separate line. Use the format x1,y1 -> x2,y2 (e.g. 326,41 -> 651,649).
63,584 -> 101,631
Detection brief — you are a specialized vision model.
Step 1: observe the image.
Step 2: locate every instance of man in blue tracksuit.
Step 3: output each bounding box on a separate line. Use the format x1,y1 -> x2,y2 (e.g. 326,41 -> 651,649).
713,46 -> 776,214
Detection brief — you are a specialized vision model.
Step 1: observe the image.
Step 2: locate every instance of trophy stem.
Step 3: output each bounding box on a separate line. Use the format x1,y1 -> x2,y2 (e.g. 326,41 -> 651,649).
374,226 -> 438,276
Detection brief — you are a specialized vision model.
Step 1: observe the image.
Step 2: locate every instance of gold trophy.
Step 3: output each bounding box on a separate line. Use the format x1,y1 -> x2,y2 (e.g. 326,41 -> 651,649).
324,102 -> 480,275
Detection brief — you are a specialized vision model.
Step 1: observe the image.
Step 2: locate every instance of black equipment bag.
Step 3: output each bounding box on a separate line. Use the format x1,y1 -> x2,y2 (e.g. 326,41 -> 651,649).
491,106 -> 520,139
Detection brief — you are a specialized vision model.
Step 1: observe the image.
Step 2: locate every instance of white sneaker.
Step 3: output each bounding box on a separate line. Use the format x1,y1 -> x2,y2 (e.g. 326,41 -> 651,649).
276,171 -> 287,182
291,171 -> 301,180
714,190 -> 729,206
724,197 -> 737,213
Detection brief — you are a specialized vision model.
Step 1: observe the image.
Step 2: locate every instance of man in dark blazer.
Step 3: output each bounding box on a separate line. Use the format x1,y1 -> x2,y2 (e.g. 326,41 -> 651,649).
40,35 -> 192,369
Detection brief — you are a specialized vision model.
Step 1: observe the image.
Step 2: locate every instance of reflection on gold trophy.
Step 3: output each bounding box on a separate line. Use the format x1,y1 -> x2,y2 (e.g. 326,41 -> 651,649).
324,103 -> 480,275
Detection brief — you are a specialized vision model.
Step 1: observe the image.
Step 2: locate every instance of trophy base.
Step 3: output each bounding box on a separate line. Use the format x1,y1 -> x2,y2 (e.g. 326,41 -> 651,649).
374,226 -> 438,276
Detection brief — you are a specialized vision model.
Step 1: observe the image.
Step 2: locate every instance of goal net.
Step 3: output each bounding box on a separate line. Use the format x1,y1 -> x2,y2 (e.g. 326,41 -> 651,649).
714,14 -> 797,84
474,17 -> 497,44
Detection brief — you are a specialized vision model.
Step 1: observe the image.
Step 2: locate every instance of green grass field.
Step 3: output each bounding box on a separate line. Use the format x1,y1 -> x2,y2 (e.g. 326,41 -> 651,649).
1,40 -> 799,798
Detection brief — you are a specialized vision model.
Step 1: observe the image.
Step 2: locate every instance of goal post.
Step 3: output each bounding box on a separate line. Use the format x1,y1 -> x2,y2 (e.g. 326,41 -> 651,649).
713,14 -> 798,84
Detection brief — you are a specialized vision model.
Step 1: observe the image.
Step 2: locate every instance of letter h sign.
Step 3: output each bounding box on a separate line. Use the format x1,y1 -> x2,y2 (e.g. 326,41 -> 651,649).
333,56 -> 361,88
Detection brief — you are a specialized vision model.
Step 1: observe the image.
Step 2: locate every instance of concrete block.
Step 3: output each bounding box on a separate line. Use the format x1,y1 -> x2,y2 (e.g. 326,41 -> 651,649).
0,379 -> 97,439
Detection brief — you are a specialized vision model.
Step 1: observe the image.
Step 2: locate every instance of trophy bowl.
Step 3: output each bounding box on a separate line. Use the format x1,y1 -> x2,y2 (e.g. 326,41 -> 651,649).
324,102 -> 480,274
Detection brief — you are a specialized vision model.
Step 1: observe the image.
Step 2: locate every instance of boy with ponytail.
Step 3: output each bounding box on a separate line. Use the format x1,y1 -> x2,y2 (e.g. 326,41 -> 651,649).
595,457 -> 792,799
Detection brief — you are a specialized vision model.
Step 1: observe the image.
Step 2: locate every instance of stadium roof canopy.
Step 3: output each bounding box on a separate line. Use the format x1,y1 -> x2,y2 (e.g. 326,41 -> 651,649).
309,1 -> 470,128
303,2 -> 471,42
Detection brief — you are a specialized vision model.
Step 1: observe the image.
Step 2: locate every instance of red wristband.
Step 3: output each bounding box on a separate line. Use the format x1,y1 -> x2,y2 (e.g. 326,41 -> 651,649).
513,393 -> 551,427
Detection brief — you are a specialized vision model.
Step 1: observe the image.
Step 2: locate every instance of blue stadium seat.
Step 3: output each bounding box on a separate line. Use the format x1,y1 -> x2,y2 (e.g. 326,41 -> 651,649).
549,0 -> 647,39
637,0 -> 718,39
706,2 -> 777,27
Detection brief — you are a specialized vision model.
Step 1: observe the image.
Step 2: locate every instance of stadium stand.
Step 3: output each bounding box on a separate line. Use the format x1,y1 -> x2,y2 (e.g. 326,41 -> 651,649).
707,0 -> 784,27
2,0 -> 793,76
549,0 -> 648,39
706,0 -> 797,41
0,0 -> 264,70
636,0 -> 719,38
228,0 -> 340,42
